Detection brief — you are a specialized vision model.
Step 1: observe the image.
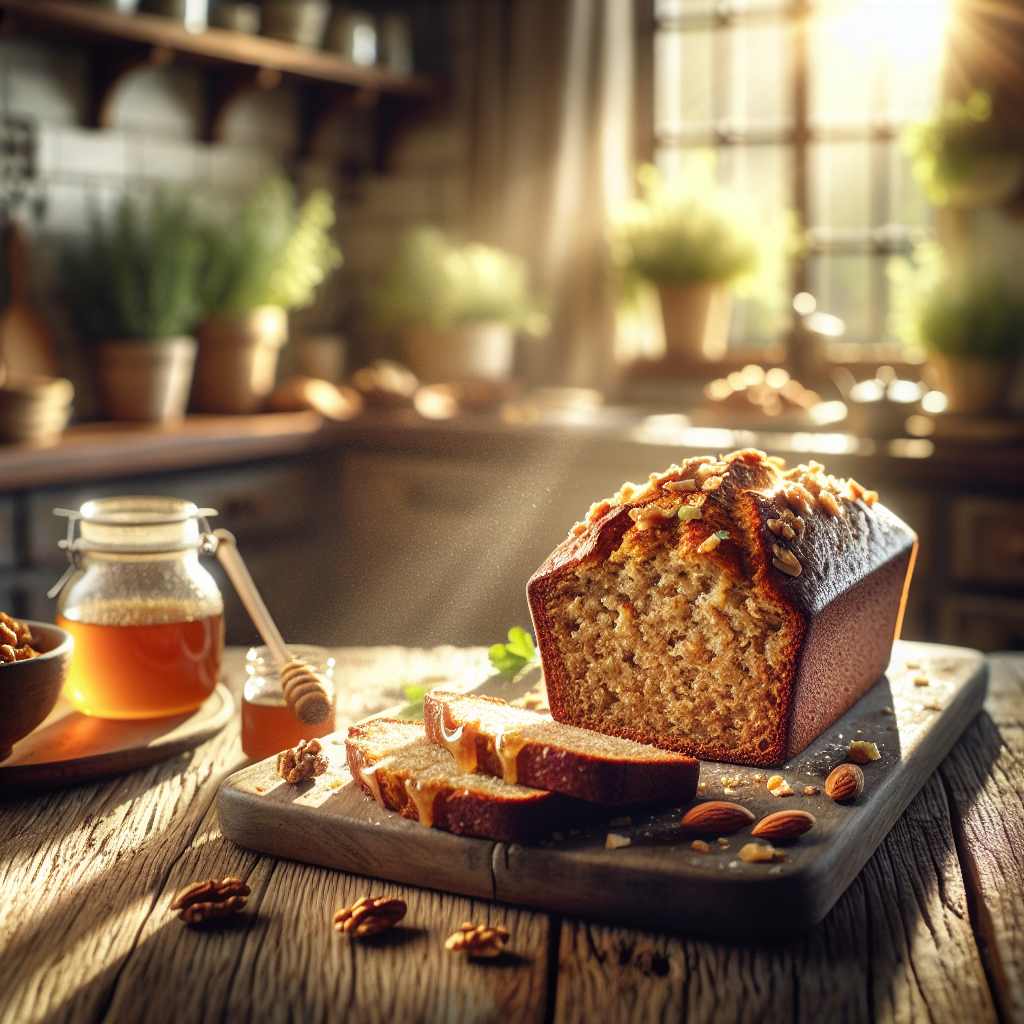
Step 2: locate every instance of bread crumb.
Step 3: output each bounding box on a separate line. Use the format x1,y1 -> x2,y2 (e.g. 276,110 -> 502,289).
691,840 -> 709,853
848,740 -> 880,763
717,837 -> 730,848
606,833 -> 631,850
881,706 -> 892,714
804,786 -> 818,795
608,816 -> 632,827
913,675 -> 929,686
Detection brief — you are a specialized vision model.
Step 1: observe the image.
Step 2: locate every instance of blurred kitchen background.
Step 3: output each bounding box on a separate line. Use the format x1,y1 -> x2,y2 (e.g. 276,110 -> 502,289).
0,0 -> 1021,652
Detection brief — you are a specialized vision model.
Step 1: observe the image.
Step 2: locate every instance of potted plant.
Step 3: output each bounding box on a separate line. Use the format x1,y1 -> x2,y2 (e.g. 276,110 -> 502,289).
903,90 -> 1024,209
609,163 -> 760,361
920,277 -> 1024,414
376,227 -> 548,383
66,195 -> 205,423
193,175 -> 342,414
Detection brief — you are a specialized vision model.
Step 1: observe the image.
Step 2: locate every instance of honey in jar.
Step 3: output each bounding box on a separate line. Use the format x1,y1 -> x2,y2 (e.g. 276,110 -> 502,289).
242,645 -> 334,761
54,497 -> 225,720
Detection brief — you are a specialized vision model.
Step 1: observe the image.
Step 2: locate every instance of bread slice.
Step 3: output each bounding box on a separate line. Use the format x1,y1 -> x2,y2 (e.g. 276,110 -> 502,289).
345,718 -> 571,843
423,690 -> 700,805
528,449 -> 918,766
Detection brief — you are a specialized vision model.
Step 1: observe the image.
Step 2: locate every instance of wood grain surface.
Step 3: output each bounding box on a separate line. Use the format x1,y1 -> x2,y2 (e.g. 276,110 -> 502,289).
0,646 -> 1021,1024
218,642 -> 988,940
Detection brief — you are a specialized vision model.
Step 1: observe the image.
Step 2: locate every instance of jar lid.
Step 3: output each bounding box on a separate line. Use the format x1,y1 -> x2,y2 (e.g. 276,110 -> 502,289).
55,496 -> 218,553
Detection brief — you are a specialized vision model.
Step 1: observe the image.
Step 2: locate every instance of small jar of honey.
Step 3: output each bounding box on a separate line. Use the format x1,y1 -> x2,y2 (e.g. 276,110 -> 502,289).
54,496 -> 224,720
242,645 -> 335,761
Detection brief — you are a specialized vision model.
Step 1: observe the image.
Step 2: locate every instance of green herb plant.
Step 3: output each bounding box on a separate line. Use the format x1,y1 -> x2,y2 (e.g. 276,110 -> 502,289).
203,175 -> 342,314
376,227 -> 549,336
888,243 -> 1024,362
489,627 -> 539,678
609,162 -> 760,286
395,683 -> 430,721
903,90 -> 1021,207
66,193 -> 206,341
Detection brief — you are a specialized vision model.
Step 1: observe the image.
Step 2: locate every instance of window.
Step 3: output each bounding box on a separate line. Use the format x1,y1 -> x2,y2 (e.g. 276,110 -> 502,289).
653,0 -> 947,355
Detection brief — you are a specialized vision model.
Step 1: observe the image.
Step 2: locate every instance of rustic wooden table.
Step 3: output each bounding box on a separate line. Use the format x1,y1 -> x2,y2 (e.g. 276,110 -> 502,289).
1,648 -> 1021,1024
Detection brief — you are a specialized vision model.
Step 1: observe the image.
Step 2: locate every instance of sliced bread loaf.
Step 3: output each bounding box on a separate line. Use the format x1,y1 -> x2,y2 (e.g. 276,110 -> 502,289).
423,690 -> 700,805
345,717 -> 571,843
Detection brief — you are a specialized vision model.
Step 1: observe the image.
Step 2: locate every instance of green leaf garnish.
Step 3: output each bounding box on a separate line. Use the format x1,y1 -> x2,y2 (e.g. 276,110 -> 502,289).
489,627 -> 538,676
395,684 -> 429,720
714,530 -> 730,540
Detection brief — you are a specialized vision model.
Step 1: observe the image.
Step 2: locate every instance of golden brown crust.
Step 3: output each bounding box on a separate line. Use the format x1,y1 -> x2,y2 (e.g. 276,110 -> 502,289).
527,450 -> 917,767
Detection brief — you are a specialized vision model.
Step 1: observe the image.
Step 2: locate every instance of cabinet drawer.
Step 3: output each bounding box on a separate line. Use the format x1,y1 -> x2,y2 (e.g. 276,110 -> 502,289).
950,497 -> 1024,587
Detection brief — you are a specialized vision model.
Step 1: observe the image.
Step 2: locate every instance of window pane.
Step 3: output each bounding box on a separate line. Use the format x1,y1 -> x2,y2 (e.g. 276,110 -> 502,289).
810,142 -> 870,229
655,29 -> 714,138
809,2 -> 947,128
888,139 -> 932,227
807,254 -> 876,341
723,25 -> 793,134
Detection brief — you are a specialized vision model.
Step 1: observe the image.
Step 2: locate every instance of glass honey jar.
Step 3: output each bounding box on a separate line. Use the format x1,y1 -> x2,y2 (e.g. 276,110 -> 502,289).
242,645 -> 335,761
53,496 -> 225,720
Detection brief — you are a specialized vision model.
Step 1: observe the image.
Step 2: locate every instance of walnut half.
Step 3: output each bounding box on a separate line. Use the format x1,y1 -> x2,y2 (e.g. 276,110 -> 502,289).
277,738 -> 329,783
333,895 -> 408,937
170,877 -> 250,924
445,922 -> 510,958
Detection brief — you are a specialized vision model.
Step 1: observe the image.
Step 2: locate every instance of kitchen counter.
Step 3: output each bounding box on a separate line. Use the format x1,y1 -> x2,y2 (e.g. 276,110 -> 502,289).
0,647 -> 1021,1024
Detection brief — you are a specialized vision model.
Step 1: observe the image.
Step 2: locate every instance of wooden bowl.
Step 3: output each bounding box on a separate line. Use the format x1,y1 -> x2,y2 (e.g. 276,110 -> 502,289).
0,621 -> 73,762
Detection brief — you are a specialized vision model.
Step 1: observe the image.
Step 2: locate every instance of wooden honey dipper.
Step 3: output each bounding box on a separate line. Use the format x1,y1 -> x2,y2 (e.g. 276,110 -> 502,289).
212,529 -> 332,726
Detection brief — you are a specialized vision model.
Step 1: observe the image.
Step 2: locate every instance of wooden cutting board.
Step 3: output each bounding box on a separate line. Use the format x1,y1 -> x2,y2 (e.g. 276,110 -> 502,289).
0,684 -> 234,792
217,641 -> 986,940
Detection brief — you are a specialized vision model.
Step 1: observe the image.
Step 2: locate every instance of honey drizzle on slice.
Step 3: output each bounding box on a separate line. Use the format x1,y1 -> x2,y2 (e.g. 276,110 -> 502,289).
494,730 -> 527,785
359,757 -> 394,808
439,716 -> 480,773
403,778 -> 440,827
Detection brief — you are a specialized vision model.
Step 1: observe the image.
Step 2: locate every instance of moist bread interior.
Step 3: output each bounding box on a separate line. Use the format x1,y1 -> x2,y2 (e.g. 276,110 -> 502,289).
543,536 -> 793,756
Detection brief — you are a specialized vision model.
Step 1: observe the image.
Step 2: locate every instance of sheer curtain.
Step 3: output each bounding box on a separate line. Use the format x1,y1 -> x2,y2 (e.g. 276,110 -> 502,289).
465,0 -> 635,391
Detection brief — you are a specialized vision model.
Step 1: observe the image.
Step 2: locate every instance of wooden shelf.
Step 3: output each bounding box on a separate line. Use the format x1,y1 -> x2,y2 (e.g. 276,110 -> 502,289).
0,0 -> 438,96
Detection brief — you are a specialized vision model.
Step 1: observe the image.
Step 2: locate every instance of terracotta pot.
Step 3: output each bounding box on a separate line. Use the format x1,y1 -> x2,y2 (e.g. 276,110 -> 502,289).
191,306 -> 289,414
400,323 -> 516,383
657,282 -> 733,362
928,353 -> 1012,415
95,337 -> 198,423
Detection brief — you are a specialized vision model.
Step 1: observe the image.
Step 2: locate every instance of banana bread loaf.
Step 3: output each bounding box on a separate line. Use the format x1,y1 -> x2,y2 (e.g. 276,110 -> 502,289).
527,449 -> 917,766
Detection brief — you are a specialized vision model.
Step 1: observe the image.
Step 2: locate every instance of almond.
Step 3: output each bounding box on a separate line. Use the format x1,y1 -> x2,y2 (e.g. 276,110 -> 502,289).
751,810 -> 816,840
679,801 -> 756,835
825,763 -> 864,802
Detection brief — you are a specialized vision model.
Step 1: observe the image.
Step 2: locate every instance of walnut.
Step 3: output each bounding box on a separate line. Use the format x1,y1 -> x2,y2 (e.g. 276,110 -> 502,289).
445,922 -> 510,957
170,877 -> 250,923
277,738 -> 329,783
0,612 -> 39,663
333,895 -> 407,937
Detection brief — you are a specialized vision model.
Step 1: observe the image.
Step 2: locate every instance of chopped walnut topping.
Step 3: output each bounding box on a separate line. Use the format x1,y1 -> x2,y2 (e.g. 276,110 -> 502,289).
701,476 -> 724,492
277,738 -> 329,783
665,478 -> 697,493
817,491 -> 842,517
698,534 -> 722,553
804,786 -> 818,795
738,843 -> 776,863
445,922 -> 510,957
587,500 -> 612,522
772,544 -> 802,577
569,522 -> 587,538
333,896 -> 407,937
629,505 -> 680,531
